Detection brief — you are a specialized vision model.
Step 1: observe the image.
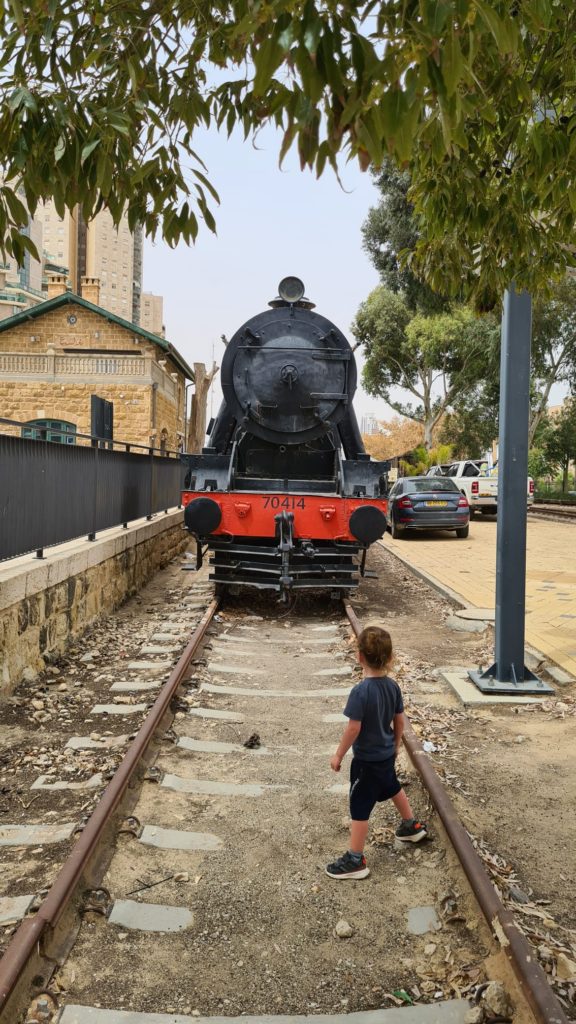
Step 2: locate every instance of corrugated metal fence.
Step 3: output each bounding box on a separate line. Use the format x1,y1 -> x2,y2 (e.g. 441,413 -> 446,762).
0,421 -> 184,561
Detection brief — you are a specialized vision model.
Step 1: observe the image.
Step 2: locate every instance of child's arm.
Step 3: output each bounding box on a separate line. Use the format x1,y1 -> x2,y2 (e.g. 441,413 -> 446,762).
330,719 -> 362,772
393,712 -> 405,754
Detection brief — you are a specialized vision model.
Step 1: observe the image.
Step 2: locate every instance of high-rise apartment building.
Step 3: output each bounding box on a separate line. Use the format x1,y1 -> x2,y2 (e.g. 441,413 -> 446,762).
40,201 -> 143,323
0,206 -> 45,320
140,292 -> 164,337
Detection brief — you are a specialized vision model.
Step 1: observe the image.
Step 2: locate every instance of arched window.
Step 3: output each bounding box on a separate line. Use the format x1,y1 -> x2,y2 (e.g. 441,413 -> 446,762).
21,419 -> 77,444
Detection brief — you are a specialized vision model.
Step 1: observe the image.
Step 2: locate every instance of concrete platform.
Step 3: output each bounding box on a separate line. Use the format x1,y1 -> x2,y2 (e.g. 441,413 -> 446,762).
439,668 -> 551,707
59,1001 -> 472,1023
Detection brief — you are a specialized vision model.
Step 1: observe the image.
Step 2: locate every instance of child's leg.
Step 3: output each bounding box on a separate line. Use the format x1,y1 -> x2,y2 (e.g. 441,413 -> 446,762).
391,788 -> 414,821
350,818 -> 370,855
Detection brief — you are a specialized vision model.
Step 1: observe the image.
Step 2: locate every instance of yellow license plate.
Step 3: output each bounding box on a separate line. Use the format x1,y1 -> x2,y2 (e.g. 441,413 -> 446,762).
426,501 -> 448,507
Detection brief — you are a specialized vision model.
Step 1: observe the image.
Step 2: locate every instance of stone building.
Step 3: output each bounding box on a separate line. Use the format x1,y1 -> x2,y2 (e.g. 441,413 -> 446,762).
0,276 -> 193,450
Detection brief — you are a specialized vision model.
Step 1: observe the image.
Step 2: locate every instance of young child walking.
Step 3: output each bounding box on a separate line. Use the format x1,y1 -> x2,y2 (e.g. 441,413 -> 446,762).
326,625 -> 428,880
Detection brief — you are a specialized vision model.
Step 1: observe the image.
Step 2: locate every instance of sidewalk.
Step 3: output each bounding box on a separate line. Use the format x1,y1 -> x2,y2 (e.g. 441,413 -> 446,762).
381,517 -> 576,679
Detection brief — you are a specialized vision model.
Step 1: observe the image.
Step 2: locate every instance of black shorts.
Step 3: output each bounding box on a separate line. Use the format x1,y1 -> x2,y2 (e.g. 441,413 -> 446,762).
349,756 -> 401,821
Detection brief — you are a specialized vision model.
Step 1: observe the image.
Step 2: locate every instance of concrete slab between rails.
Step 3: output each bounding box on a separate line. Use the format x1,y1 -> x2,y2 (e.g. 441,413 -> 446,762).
59,1001 -> 473,1023
31,772 -> 103,791
201,683 -> 351,698
90,703 -> 149,715
407,906 -> 442,935
0,822 -> 77,846
188,707 -> 244,722
160,775 -> 288,797
176,737 -> 269,755
0,894 -> 35,924
207,663 -> 266,676
111,681 -> 160,693
139,826 -> 223,851
109,899 -> 193,933
66,735 -> 129,751
438,668 -> 552,706
127,660 -> 173,671
140,644 -> 181,655
322,713 -> 346,722
313,666 -> 352,677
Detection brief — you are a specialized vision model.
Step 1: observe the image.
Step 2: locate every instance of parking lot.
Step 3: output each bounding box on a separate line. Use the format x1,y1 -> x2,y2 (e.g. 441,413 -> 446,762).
382,515 -> 576,679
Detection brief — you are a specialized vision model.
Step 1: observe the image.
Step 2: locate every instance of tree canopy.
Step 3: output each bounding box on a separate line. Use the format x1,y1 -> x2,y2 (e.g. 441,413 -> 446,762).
2,1 -> 576,300
353,285 -> 499,447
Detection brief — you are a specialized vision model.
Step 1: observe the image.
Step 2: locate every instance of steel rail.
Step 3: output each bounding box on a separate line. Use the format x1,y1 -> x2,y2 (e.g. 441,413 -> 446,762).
0,596 -> 220,1019
343,599 -> 569,1024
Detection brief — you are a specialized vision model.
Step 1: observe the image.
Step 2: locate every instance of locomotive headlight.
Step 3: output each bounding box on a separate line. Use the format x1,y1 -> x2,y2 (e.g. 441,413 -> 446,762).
278,276 -> 305,303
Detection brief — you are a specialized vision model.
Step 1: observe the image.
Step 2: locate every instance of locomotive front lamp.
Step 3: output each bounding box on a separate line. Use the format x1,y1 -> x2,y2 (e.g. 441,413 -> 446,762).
278,276 -> 305,303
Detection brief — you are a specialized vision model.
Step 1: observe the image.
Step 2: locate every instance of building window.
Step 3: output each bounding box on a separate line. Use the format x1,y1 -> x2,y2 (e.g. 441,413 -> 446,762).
22,419 -> 77,444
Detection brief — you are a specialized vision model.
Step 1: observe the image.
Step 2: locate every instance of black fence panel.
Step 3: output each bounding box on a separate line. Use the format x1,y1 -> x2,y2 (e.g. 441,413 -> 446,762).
0,431 -> 184,562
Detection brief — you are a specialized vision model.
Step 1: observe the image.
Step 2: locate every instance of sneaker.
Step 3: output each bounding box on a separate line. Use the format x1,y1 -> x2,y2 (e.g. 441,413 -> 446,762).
395,820 -> 428,843
325,852 -> 370,880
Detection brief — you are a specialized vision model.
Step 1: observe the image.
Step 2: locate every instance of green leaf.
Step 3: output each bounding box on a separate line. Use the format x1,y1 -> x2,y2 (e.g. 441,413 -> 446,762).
54,135 -> 66,162
81,138 -> 101,165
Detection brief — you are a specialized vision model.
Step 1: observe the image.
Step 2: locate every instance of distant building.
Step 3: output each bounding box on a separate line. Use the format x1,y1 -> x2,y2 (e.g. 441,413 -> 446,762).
360,414 -> 381,436
0,275 -> 192,450
40,201 -> 142,324
0,204 -> 45,321
140,292 -> 165,338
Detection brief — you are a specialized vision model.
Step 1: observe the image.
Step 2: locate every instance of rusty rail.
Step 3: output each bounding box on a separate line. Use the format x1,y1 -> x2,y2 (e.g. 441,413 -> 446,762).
343,599 -> 569,1024
0,597 -> 220,1018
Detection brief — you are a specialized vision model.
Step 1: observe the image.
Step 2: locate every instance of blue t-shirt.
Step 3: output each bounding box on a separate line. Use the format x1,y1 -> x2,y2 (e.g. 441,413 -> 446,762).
343,675 -> 404,761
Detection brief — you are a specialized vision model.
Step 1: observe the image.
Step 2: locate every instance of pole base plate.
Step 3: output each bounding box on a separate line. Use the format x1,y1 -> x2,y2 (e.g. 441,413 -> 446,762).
468,665 -> 554,696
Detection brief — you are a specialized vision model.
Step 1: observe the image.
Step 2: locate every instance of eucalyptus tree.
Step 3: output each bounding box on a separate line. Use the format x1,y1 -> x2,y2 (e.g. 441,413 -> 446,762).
1,0 -> 576,308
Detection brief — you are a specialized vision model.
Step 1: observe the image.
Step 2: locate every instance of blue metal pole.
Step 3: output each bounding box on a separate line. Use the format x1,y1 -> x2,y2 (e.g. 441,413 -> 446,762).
469,285 -> 552,694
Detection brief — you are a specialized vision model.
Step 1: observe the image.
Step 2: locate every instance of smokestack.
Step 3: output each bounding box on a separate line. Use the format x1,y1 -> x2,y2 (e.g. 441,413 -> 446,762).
46,273 -> 68,299
80,276 -> 101,306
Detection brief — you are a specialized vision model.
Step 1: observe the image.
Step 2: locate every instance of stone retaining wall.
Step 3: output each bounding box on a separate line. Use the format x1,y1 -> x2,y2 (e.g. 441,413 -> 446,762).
0,510 -> 189,696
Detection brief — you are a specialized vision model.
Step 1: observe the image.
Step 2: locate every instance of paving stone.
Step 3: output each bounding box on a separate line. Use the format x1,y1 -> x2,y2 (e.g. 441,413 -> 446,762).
0,895 -> 35,925
110,681 -> 159,693
313,666 -> 352,677
439,668 -> 552,707
59,1002 -> 472,1023
161,775 -> 287,797
139,826 -> 223,851
207,663 -> 266,676
0,823 -> 77,846
109,899 -> 193,933
31,773 -> 103,791
90,703 -> 149,715
546,665 -> 574,685
201,683 -> 350,698
127,660 -> 172,670
66,735 -> 128,751
188,707 -> 244,722
407,906 -> 442,935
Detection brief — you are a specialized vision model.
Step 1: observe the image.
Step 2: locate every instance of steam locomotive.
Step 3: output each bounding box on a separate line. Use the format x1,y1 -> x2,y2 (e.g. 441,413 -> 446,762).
181,277 -> 389,599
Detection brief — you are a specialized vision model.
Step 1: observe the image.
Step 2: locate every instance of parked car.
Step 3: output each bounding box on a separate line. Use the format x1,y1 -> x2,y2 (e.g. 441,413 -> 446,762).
387,476 -> 470,539
426,460 -> 534,516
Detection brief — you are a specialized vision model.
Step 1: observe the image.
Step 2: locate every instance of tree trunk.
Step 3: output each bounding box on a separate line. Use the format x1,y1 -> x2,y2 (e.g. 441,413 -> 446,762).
187,361 -> 219,453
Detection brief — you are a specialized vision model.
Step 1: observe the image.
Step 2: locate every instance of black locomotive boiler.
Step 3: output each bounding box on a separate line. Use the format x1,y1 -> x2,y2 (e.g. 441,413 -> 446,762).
182,277 -> 389,599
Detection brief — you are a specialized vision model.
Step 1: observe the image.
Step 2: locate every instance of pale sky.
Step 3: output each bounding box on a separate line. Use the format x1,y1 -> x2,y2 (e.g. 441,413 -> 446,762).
142,122 -> 383,422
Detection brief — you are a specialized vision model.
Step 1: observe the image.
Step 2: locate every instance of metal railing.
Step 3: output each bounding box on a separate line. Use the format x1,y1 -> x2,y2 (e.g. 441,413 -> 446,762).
0,417 -> 185,562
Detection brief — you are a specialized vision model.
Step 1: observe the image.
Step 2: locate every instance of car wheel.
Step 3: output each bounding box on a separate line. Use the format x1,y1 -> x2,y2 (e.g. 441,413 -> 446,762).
456,525 -> 469,538
391,520 -> 404,540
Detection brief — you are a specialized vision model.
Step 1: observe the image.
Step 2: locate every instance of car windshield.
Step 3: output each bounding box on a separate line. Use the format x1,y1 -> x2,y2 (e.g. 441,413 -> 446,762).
403,479 -> 459,494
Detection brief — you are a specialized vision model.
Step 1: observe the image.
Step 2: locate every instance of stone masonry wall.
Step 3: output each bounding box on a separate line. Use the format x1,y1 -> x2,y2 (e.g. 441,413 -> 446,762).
0,381 -> 152,446
0,512 -> 189,696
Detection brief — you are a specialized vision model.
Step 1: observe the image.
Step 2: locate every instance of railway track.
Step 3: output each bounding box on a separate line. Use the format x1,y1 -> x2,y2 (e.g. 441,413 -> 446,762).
530,504 -> 576,521
0,574 -> 571,1024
